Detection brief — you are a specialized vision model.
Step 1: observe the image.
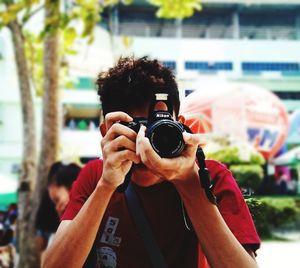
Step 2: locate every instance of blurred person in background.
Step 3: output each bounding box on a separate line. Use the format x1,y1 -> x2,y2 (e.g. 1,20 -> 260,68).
44,57 -> 260,268
47,162 -> 81,217
35,162 -> 81,256
0,204 -> 17,268
1,204 -> 17,247
35,191 -> 60,254
276,171 -> 288,195
287,176 -> 297,195
0,211 -> 5,223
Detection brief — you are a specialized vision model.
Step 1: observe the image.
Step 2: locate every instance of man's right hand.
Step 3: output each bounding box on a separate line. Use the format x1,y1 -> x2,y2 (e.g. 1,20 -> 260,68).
100,112 -> 141,189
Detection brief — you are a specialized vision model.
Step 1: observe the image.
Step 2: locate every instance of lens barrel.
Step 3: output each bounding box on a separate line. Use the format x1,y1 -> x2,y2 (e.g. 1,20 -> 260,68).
146,120 -> 185,158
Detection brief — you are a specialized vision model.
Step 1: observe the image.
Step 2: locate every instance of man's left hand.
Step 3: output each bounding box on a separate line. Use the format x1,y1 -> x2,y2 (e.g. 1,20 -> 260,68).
136,125 -> 204,181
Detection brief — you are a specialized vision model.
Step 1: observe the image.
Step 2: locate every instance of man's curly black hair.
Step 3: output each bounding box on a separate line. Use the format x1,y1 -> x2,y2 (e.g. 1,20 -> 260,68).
96,56 -> 180,119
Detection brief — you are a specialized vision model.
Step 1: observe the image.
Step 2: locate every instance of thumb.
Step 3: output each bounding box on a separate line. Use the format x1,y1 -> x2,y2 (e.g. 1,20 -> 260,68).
183,132 -> 208,146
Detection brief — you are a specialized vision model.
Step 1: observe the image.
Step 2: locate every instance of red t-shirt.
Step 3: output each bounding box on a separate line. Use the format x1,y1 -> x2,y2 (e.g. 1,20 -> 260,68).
62,159 -> 260,268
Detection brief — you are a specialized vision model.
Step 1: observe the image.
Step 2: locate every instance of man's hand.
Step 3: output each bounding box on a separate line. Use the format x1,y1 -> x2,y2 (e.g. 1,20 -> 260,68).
100,112 -> 141,189
136,125 -> 204,181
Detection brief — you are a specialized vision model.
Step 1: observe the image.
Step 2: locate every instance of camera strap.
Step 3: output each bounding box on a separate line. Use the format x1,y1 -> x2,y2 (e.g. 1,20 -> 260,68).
125,182 -> 169,268
196,147 -> 217,205
180,147 -> 217,232
184,124 -> 217,205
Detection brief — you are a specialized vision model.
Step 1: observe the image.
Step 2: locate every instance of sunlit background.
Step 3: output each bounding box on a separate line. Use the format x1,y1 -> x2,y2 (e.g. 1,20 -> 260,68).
1,0 -> 300,267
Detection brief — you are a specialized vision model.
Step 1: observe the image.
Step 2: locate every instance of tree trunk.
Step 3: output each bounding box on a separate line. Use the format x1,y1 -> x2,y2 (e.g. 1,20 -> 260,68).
30,0 -> 61,228
8,21 -> 40,268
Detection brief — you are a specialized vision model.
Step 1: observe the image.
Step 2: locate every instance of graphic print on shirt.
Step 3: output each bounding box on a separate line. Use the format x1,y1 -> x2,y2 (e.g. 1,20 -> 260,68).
97,246 -> 117,268
100,216 -> 122,247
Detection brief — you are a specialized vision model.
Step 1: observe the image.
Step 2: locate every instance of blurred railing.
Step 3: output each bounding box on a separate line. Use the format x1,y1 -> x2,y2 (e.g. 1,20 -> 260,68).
117,22 -> 298,40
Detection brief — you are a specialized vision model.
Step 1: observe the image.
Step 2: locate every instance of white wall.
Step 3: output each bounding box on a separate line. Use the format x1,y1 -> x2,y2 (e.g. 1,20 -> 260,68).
0,29 -> 21,103
67,27 -> 114,77
115,37 -> 300,79
113,36 -> 300,101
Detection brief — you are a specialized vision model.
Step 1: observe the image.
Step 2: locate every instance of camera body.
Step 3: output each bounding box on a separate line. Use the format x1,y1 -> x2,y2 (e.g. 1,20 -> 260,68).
122,110 -> 186,158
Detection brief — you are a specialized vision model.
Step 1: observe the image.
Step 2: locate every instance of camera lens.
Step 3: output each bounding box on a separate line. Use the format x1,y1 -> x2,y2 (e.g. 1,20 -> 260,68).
147,121 -> 185,158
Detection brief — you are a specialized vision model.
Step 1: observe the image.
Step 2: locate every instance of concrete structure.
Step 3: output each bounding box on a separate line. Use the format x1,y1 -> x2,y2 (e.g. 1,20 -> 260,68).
106,0 -> 300,113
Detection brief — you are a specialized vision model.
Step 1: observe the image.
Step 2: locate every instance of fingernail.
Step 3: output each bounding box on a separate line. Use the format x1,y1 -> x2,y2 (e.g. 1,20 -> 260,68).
183,132 -> 190,139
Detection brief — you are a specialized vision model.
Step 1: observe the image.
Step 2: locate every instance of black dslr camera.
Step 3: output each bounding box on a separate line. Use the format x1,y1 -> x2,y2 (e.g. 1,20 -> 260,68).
121,93 -> 188,158
117,93 -> 193,192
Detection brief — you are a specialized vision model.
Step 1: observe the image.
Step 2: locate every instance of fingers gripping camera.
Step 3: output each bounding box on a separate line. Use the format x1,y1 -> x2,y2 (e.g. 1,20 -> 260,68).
121,94 -> 189,158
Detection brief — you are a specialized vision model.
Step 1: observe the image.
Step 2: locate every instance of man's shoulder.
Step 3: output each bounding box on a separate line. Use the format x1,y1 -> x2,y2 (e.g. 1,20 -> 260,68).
204,159 -> 238,190
82,158 -> 103,173
84,158 -> 103,169
77,158 -> 103,185
204,159 -> 243,198
205,159 -> 229,178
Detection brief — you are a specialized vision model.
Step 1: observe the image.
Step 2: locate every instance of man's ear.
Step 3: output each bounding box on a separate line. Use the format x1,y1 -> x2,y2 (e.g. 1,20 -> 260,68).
178,115 -> 186,124
100,123 -> 107,137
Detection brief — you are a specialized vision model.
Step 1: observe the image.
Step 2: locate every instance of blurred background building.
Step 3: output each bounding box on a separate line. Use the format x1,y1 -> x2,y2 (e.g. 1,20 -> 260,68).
107,0 -> 300,113
1,0 -> 300,203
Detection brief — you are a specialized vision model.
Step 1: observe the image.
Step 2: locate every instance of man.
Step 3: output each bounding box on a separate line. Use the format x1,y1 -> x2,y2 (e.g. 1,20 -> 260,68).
43,57 -> 260,268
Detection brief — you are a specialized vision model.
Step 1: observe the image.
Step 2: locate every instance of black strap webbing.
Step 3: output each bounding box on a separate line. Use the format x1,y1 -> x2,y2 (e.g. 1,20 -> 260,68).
196,147 -> 217,205
125,182 -> 168,268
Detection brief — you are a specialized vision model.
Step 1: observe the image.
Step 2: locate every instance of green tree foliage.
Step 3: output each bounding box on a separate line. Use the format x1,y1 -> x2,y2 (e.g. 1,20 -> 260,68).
246,197 -> 300,238
103,0 -> 133,7
230,165 -> 264,191
204,135 -> 265,191
0,0 -> 103,95
1,0 -> 139,95
205,136 -> 265,166
0,0 -> 38,27
148,0 -> 202,19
